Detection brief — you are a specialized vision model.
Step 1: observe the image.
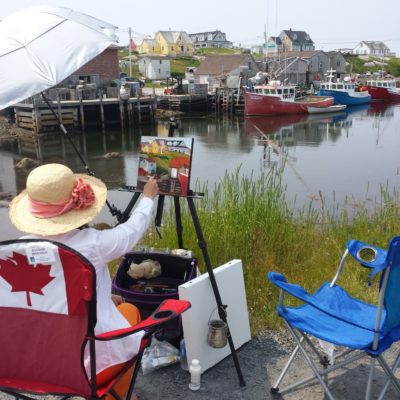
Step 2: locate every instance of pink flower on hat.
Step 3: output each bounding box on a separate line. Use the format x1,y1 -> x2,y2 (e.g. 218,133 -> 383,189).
71,178 -> 95,209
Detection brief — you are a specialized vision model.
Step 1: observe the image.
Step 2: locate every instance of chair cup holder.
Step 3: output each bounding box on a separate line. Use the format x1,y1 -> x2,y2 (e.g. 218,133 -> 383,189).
357,246 -> 377,263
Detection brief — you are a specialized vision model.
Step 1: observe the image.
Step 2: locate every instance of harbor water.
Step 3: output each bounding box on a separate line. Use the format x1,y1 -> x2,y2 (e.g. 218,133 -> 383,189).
1,101 -> 399,240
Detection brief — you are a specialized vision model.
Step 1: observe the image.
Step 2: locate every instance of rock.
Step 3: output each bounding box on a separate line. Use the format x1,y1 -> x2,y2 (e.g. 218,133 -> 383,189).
0,192 -> 14,201
104,152 -> 121,159
15,157 -> 39,170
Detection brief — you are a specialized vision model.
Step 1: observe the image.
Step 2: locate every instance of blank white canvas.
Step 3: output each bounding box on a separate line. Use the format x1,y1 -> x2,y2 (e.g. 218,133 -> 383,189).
178,259 -> 251,373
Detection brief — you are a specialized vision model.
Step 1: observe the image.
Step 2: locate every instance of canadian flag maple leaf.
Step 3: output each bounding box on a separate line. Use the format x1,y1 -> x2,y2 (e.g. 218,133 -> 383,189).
0,251 -> 55,307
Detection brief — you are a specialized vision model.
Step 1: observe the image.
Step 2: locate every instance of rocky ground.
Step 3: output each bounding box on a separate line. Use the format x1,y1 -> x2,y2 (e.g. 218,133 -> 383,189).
0,117 -> 26,140
133,331 -> 400,400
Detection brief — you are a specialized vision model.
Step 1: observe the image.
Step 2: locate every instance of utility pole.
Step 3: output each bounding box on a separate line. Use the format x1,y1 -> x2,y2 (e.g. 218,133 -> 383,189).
128,27 -> 132,77
264,23 -> 268,59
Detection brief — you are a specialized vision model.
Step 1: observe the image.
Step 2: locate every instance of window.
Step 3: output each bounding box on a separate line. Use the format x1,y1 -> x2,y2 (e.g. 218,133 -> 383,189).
181,45 -> 184,52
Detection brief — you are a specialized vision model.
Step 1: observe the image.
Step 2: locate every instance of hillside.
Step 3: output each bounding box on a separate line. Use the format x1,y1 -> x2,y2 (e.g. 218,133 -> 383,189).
344,54 -> 400,76
118,49 -> 400,79
118,47 -> 245,79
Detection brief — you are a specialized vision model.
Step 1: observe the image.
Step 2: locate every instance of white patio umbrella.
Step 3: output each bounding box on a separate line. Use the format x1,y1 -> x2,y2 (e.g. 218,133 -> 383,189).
0,5 -> 118,110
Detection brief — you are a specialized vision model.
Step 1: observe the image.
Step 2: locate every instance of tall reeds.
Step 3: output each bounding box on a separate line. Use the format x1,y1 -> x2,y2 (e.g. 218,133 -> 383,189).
118,166 -> 400,334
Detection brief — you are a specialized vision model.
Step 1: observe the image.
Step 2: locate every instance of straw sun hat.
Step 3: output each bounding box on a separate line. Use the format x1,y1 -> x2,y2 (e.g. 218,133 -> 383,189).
9,163 -> 107,236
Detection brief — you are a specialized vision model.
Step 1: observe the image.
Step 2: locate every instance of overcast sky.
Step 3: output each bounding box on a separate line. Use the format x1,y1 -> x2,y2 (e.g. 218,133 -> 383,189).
2,0 -> 400,54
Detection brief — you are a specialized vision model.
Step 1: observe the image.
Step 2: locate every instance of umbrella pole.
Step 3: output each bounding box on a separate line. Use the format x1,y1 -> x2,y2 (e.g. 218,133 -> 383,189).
40,92 -> 123,221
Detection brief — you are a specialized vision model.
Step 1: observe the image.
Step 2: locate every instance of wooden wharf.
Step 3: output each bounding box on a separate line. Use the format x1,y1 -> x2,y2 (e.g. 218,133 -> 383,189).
157,94 -> 209,112
13,94 -> 157,134
11,87 -> 247,136
213,88 -> 244,115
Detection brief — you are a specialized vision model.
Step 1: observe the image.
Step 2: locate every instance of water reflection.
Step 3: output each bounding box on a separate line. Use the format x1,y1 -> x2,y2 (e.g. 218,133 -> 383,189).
1,102 -> 400,240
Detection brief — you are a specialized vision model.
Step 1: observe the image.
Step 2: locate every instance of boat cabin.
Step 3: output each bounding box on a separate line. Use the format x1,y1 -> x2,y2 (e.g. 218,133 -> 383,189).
320,81 -> 357,92
366,80 -> 397,89
253,85 -> 296,100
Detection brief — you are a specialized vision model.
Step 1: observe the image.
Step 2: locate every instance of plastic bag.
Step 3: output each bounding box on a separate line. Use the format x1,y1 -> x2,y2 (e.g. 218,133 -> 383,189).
141,337 -> 180,375
318,339 -> 335,364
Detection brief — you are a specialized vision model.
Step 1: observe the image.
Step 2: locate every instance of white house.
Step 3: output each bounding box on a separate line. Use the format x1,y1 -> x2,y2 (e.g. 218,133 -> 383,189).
138,56 -> 171,80
352,41 -> 391,57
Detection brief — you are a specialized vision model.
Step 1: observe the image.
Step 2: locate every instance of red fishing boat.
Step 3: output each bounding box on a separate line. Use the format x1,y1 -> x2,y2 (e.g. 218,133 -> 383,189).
244,81 -> 334,116
361,79 -> 400,101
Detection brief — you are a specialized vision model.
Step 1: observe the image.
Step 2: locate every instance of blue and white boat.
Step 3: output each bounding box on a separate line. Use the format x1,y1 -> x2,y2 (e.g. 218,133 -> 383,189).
316,69 -> 371,106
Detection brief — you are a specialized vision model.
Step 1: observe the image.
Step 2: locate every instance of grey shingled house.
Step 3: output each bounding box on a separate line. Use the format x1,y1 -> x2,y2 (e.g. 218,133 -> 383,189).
193,54 -> 259,91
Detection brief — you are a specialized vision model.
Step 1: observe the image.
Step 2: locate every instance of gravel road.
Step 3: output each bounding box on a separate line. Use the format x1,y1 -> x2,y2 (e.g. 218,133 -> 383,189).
134,331 -> 400,400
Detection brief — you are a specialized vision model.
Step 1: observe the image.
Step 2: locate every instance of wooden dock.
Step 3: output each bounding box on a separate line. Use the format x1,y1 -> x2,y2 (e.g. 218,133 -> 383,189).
13,95 -> 157,134
213,88 -> 244,114
157,94 -> 209,112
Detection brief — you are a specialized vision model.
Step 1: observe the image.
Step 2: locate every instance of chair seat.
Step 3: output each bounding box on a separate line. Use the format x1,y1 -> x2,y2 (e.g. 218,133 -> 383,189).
277,283 -> 386,351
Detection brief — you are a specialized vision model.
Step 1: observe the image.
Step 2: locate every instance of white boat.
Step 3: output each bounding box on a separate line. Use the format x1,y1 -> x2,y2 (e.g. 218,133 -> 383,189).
307,104 -> 347,114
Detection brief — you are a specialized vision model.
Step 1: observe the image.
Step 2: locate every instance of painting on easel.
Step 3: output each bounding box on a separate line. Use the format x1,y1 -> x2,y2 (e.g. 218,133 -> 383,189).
136,136 -> 194,196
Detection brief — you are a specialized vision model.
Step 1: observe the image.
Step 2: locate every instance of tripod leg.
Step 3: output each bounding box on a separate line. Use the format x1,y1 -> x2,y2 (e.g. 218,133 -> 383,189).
174,196 -> 184,248
186,196 -> 246,387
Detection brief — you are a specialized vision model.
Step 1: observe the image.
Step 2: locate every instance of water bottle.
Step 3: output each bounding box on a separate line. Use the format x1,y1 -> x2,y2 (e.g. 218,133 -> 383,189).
189,359 -> 201,391
180,338 -> 188,370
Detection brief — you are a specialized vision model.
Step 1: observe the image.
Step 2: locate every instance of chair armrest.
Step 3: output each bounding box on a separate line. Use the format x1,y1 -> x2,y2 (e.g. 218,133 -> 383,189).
94,299 -> 191,341
268,272 -> 313,303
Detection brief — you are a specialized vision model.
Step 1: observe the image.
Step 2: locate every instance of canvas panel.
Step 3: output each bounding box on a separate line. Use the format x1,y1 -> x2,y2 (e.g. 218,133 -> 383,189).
136,136 -> 194,197
178,259 -> 251,373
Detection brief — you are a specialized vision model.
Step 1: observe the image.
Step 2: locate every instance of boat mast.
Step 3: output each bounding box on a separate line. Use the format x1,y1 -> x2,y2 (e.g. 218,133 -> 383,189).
326,68 -> 335,89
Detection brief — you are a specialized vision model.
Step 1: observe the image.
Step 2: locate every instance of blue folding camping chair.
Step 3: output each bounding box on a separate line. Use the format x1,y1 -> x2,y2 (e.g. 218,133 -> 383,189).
268,236 -> 400,400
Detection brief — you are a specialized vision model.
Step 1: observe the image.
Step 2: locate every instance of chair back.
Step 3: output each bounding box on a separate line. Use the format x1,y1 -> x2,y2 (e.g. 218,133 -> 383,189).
0,239 -> 96,397
383,236 -> 400,332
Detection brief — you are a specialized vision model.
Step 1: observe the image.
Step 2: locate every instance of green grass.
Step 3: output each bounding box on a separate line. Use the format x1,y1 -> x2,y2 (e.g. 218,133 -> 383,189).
194,47 -> 241,56
345,54 -> 400,76
170,57 -> 201,74
108,166 -> 400,335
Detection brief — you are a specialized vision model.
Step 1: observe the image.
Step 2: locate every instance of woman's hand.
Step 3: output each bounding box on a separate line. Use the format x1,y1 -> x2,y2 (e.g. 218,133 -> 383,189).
143,176 -> 159,199
112,294 -> 123,306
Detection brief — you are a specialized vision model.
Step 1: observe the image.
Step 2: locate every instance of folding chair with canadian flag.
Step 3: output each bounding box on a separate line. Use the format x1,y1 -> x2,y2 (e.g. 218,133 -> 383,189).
0,239 -> 191,400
